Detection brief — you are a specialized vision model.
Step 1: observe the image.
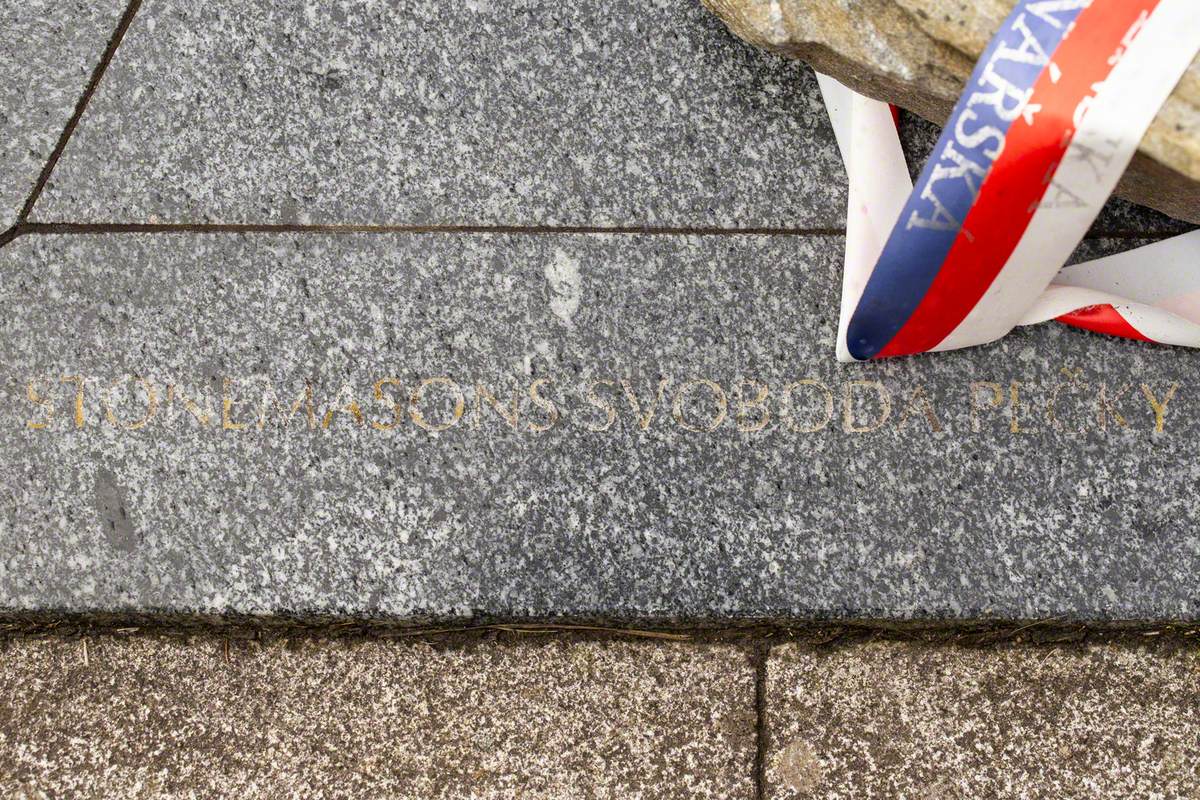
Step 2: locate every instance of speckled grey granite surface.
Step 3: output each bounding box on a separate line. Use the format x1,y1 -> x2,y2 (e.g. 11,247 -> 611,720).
35,0 -> 843,227
1,232 -> 1197,621
0,0 -> 125,231
24,0 -> 1180,237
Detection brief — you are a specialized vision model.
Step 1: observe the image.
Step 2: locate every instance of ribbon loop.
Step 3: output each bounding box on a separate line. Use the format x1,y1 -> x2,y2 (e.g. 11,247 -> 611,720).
821,0 -> 1200,361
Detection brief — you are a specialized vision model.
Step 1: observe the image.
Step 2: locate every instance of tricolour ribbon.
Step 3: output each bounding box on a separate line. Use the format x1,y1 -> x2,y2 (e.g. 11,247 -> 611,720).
819,0 -> 1200,362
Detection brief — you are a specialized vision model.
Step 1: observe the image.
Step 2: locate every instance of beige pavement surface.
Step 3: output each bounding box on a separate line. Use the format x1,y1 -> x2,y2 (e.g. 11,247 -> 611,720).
0,633 -> 1197,798
0,635 -> 756,799
767,640 -> 1200,799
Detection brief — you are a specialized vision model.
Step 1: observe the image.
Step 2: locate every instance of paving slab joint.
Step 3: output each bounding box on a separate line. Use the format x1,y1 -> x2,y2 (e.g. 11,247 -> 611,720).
15,0 -> 143,226
7,221 -> 1190,240
3,611 -> 1199,649
752,642 -> 770,800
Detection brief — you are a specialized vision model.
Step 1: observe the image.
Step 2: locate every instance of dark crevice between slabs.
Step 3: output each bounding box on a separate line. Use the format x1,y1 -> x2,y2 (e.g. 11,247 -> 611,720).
11,221 -> 848,238
15,0 -> 144,226
1,609 -> 1198,650
752,642 -> 770,800
0,221 -> 1186,250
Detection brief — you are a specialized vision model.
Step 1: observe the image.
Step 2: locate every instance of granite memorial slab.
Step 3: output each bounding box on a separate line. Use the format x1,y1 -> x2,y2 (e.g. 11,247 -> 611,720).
29,0 -> 1187,235
1,232 -> 1197,622
0,0 -> 127,231
34,0 -> 844,228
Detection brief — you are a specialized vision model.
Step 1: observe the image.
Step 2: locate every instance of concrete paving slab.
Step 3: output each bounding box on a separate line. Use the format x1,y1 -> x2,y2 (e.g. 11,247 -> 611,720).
765,640 -> 1200,799
0,0 -> 127,230
0,635 -> 755,798
1,232 -> 1197,621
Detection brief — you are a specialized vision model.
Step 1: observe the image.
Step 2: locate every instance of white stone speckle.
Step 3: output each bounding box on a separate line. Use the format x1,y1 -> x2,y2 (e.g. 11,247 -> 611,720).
544,249 -> 583,327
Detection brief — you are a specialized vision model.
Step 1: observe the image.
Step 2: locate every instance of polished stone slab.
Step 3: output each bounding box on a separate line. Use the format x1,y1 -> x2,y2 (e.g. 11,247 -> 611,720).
35,0 -> 843,227
1,232 -> 1197,621
766,641 -> 1200,799
0,0 -> 126,230
32,0 -> 1185,234
0,635 -> 756,798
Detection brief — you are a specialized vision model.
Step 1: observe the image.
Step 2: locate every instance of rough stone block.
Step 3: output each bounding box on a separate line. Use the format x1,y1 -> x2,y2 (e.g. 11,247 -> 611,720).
703,0 -> 1200,224
1,232 -> 1197,621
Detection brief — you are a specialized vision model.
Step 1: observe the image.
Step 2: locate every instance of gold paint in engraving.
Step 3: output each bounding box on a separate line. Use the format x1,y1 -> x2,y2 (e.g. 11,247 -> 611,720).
16,374 -> 1185,435
968,381 -> 1003,432
780,380 -> 833,433
734,379 -> 771,433
24,380 -> 53,430
527,378 -> 559,433
473,383 -> 521,431
1095,382 -> 1131,430
622,378 -> 670,431
896,385 -> 942,432
322,384 -> 365,428
409,377 -> 465,432
260,382 -> 318,430
583,380 -> 617,432
1007,380 -> 1033,434
370,378 -> 404,431
841,380 -> 891,433
1140,382 -> 1178,433
101,375 -> 158,430
167,384 -> 214,427
673,379 -> 728,433
61,375 -> 86,429
222,378 -> 247,431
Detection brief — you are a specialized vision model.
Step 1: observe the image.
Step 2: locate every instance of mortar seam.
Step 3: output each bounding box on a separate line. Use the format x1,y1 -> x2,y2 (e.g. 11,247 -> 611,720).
753,641 -> 770,800
1,221 -> 1183,243
15,0 -> 144,226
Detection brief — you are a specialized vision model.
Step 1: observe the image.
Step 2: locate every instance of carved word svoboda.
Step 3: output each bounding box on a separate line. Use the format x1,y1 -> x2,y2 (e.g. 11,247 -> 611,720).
20,373 -> 1179,435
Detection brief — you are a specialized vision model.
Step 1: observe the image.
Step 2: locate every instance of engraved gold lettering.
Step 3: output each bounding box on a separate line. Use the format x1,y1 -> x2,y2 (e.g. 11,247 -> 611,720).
780,379 -> 833,433
473,383 -> 520,430
1095,382 -> 1130,430
25,379 -> 54,430
1141,382 -> 1178,433
621,378 -> 670,431
410,377 -> 465,432
1008,380 -> 1033,433
370,378 -> 404,431
167,383 -> 213,427
673,379 -> 727,433
897,385 -> 942,432
61,375 -> 86,429
102,375 -> 158,430
969,381 -> 1004,432
259,382 -> 317,430
528,378 -> 559,433
583,380 -> 617,433
322,384 -> 365,428
734,379 -> 770,433
842,380 -> 891,433
222,377 -> 247,431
